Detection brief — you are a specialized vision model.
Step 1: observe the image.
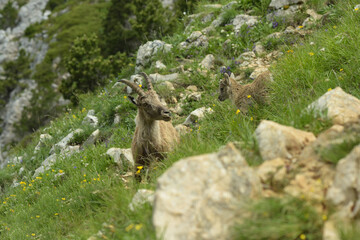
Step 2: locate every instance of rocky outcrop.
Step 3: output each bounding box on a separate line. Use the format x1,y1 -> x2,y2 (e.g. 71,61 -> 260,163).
153,143 -> 262,240
179,31 -> 209,50
0,80 -> 37,148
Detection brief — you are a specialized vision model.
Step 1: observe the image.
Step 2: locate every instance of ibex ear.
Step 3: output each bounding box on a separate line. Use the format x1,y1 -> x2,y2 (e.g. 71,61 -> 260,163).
128,96 -> 138,106
224,73 -> 231,86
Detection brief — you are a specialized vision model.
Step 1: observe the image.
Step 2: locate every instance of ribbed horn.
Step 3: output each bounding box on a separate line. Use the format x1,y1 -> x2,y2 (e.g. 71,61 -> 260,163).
140,72 -> 153,91
118,79 -> 145,96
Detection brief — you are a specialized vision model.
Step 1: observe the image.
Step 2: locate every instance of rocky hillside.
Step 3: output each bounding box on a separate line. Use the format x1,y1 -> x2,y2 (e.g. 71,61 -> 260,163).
0,0 -> 360,239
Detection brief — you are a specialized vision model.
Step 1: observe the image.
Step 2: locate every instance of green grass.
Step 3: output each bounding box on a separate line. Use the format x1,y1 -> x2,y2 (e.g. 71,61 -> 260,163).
232,197 -> 323,240
1,0 -> 360,238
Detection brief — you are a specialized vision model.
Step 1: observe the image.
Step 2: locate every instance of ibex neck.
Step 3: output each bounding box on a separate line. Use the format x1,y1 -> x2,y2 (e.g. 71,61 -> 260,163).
135,110 -> 161,142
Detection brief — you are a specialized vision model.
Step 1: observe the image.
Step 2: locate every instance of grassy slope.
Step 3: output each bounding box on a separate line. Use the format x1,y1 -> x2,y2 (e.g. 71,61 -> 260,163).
1,0 -> 360,239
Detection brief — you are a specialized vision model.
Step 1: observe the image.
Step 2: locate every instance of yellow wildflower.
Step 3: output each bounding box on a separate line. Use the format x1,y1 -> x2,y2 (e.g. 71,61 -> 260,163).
10,209 -> 14,213
36,215 -> 40,218
32,233 -> 36,237
340,68 -> 343,71
135,224 -> 143,230
355,8 -> 359,11
328,88 -> 332,92
298,25 -> 304,29
212,104 -> 215,107
20,181 -> 26,185
59,170 -> 63,173
36,177 -> 42,180
250,117 -> 253,121
3,201 -> 6,204
322,215 -> 328,221
82,108 -> 86,112
333,25 -> 337,29
283,5 -> 289,10
72,114 -> 76,119
123,96 -> 127,99
137,166 -> 143,170
309,52 -> 314,56
300,234 -> 306,240
139,84 -> 142,88
55,213 -> 59,216
247,95 -> 251,98
61,198 -> 66,201
125,224 -> 134,232
236,109 -> 240,114
29,184 -> 32,187
136,170 -> 141,174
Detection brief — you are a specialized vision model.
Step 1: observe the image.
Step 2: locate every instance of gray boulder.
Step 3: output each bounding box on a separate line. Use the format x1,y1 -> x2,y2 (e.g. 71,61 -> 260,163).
153,143 -> 262,240
135,40 -> 172,73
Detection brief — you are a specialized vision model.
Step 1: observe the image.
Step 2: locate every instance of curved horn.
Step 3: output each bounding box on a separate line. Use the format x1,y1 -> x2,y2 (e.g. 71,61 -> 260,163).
140,72 -> 153,91
118,79 -> 145,96
224,72 -> 230,79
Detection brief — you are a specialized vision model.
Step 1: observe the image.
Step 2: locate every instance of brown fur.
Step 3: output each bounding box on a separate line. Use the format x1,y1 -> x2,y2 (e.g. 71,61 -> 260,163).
218,71 -> 272,113
118,74 -> 179,179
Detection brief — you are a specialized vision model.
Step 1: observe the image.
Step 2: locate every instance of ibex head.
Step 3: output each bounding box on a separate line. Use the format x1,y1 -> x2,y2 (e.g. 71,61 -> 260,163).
218,73 -> 232,101
119,72 -> 172,122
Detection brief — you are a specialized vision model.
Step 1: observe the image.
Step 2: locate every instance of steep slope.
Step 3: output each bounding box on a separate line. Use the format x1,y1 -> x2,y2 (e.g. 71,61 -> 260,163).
0,0 -> 360,239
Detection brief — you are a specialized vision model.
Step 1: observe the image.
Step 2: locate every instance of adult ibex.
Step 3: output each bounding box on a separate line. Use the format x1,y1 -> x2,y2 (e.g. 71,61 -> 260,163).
218,71 -> 272,113
118,73 -> 179,179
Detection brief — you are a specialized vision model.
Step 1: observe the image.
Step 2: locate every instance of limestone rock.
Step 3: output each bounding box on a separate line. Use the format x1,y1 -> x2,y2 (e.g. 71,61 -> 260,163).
187,92 -> 201,102
269,0 -> 303,9
135,40 -> 172,73
232,15 -> 258,35
106,148 -> 134,170
256,158 -> 286,183
50,129 -> 84,154
34,134 -> 53,154
253,42 -> 266,55
183,107 -> 214,126
326,145 -> 360,218
307,87 -> 360,125
266,5 -> 302,21
149,73 -> 179,82
155,60 -> 166,70
186,85 -> 198,92
81,129 -> 100,149
0,80 -> 37,148
153,143 -> 262,240
179,31 -> 208,50
82,110 -> 98,127
129,189 -> 154,211
159,81 -> 175,91
249,67 -> 269,80
323,220 -> 340,240
255,120 -> 316,161
199,54 -> 215,70
306,9 -> 322,21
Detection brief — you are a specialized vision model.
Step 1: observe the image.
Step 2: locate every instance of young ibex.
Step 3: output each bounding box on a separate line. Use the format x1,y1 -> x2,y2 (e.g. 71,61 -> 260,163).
118,73 -> 179,177
218,71 -> 272,113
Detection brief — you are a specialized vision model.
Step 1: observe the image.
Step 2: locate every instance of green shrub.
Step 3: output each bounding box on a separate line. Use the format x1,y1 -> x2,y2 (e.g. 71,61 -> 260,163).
102,0 -> 177,55
61,34 -> 127,104
46,0 -> 68,11
0,1 -> 18,29
0,49 -> 31,101
233,197 -> 323,240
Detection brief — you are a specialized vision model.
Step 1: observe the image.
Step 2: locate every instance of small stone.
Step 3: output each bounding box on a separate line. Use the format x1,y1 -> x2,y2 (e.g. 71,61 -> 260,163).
183,107 -> 214,126
255,120 -> 316,161
155,60 -> 166,70
129,189 -> 155,211
199,54 -> 215,70
186,85 -> 198,92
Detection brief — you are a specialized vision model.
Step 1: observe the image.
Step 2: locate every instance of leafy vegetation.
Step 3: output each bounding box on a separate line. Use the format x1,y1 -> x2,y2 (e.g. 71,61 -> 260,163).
60,34 -> 127,104
233,197 -> 323,240
0,2 -> 18,30
0,0 -> 360,238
